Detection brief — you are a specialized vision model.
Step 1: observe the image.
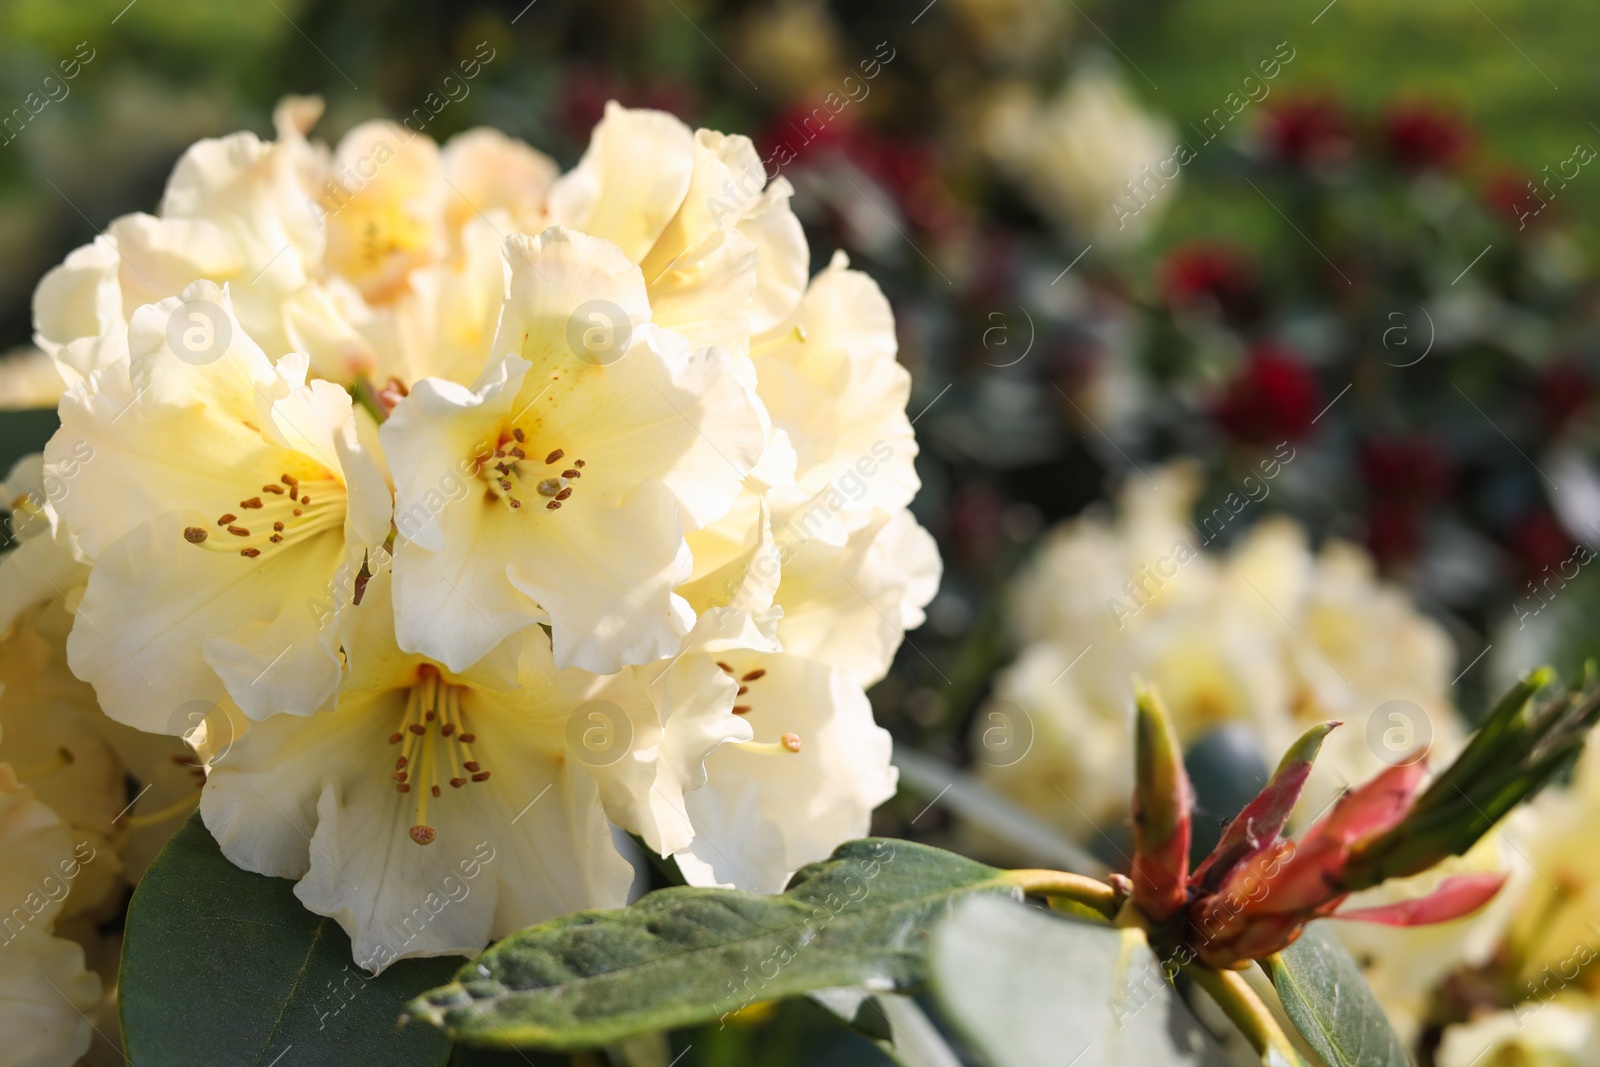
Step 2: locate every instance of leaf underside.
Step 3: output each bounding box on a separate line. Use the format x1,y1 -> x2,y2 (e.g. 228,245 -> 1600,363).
929,895 -> 1232,1067
408,838 -> 1012,1049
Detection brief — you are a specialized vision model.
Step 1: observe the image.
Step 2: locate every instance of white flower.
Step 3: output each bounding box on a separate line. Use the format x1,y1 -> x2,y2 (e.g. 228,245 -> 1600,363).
0,765 -> 102,1067
975,462 -> 1462,843
672,500 -> 941,892
750,252 -> 919,533
1437,1002 -> 1600,1067
0,348 -> 67,411
200,571 -> 743,970
983,66 -> 1177,244
0,454 -> 88,637
45,281 -> 391,725
382,227 -> 765,674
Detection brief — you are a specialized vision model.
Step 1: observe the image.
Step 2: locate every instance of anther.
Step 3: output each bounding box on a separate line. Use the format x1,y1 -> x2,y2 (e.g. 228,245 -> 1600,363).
409,723 -> 426,735
509,448 -> 526,459
450,777 -> 466,788
263,484 -> 285,494
716,662 -> 734,673
269,535 -> 283,543
240,497 -> 263,509
471,771 -> 492,782
409,825 -> 436,845
442,724 -> 456,737
241,548 -> 261,558
388,732 -> 403,744
228,526 -> 250,537
217,513 -> 237,525
737,686 -> 748,696
554,488 -> 572,501
733,705 -> 751,715
395,756 -> 408,769
431,785 -> 442,798
273,522 -> 285,531
561,469 -> 579,479
546,501 -> 562,510
463,761 -> 480,772
184,527 -> 208,544
499,479 -> 513,492
545,449 -> 564,464
574,459 -> 586,468
741,669 -> 767,682
458,733 -> 476,744
397,783 -> 412,793
512,428 -> 525,442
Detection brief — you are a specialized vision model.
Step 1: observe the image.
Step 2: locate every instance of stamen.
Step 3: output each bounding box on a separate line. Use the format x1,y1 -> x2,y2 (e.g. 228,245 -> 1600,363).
545,448 -> 564,464
240,497 -> 263,509
741,669 -> 767,682
228,526 -> 250,537
241,548 -> 261,558
733,705 -> 751,714
217,513 -> 237,525
546,501 -> 562,510
574,459 -> 586,468
561,469 -> 579,479
512,428 -> 525,442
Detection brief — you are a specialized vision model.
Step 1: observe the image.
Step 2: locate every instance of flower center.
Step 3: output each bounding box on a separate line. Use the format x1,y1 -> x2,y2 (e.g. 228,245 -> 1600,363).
716,661 -> 802,754
388,664 -> 488,846
472,426 -> 587,514
182,472 -> 345,559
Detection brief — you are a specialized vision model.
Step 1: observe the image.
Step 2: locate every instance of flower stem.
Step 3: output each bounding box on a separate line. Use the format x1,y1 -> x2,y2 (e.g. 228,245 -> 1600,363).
997,869 -> 1121,919
1183,963 -> 1306,1065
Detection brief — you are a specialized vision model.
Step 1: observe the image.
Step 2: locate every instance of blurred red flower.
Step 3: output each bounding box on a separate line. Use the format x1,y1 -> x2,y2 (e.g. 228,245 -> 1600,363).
1381,101 -> 1473,173
1159,242 -> 1260,323
1213,344 -> 1322,446
1261,95 -> 1354,170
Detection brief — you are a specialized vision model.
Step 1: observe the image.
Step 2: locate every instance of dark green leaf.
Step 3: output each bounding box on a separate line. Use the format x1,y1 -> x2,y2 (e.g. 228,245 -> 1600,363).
121,812 -> 461,1067
408,838 -> 1012,1049
928,896 -> 1231,1067
1264,924 -> 1412,1067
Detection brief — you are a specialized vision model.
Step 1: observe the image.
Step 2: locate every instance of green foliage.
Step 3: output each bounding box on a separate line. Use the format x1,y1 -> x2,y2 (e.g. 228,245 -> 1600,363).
407,839 -> 1010,1050
121,813 -> 461,1067
1266,924 -> 1412,1067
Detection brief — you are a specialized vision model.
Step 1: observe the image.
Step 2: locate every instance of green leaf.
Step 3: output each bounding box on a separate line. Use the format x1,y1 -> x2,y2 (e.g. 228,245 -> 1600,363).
1264,924 -> 1412,1067
408,838 -> 1012,1049
121,812 -> 461,1066
928,896 -> 1231,1067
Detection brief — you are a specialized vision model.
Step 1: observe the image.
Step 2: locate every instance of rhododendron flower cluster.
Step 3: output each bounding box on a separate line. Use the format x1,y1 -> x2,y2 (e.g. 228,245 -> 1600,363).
13,98 -> 938,974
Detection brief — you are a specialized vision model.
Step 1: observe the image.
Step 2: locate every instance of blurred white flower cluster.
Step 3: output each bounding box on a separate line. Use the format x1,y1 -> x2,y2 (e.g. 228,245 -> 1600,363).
0,96 -> 938,1026
981,66 -> 1177,245
973,461 -> 1462,843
